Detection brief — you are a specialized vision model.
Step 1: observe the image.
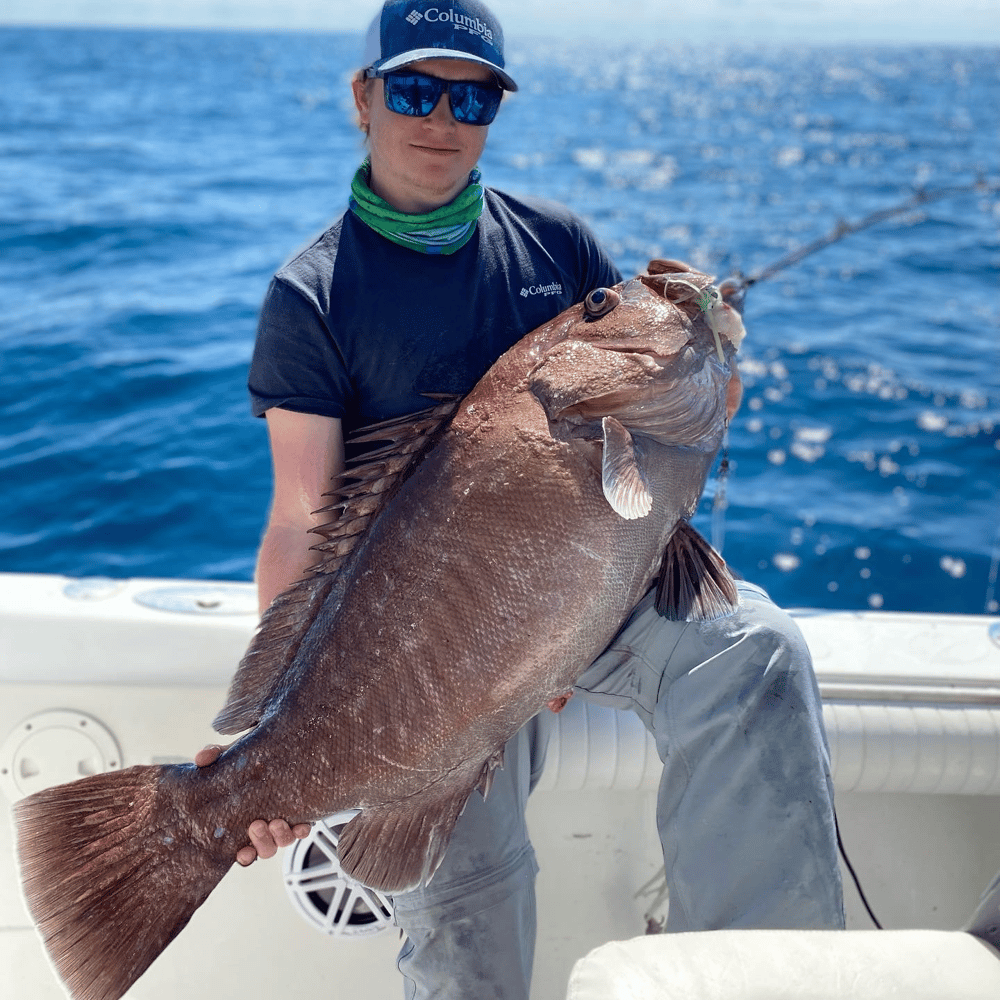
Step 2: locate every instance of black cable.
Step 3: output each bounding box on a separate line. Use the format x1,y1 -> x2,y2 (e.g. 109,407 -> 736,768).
835,811 -> 883,930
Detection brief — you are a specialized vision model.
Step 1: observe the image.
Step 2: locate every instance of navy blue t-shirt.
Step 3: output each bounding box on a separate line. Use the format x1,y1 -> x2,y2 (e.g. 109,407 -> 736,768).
248,188 -> 622,438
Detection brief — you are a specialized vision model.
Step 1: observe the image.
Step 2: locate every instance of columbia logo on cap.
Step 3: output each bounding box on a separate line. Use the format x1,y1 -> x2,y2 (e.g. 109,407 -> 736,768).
403,6 -> 494,44
362,1 -> 518,92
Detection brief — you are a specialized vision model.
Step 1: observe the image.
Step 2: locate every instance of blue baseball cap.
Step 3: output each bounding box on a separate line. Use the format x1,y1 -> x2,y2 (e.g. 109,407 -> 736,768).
362,1 -> 517,91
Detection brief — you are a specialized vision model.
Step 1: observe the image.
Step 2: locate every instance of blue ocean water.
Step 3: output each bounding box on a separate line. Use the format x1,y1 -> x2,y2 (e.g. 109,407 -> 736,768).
1,26 -> 997,615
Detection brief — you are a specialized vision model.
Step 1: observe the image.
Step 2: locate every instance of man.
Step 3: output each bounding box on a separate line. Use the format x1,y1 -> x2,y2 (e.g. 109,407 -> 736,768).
199,2 -> 845,996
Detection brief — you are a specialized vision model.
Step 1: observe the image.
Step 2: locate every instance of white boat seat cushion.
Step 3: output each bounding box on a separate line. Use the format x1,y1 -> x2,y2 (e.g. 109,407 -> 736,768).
566,929 -> 1000,1000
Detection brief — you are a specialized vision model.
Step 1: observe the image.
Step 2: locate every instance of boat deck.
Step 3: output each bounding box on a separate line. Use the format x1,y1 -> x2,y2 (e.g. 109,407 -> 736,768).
1,573 -> 998,998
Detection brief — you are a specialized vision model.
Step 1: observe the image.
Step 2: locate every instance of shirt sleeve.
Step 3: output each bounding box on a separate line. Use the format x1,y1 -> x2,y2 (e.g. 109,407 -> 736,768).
247,277 -> 353,419
545,204 -> 621,303
575,219 -> 624,299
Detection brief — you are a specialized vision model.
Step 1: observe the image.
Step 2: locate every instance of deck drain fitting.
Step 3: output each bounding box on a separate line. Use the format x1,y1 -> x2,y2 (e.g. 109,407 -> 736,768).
0,710 -> 121,803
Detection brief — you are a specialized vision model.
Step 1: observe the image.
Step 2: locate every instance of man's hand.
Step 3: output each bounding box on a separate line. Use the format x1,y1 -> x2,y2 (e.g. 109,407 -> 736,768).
725,364 -> 743,423
195,744 -> 311,866
546,692 -> 572,714
241,819 -> 310,865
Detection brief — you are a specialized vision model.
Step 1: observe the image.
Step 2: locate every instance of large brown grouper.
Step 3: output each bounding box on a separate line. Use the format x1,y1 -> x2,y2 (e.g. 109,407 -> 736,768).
15,259 -> 745,1000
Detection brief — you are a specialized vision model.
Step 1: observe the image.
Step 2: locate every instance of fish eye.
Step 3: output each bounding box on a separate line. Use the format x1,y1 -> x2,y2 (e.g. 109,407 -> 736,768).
584,287 -> 619,319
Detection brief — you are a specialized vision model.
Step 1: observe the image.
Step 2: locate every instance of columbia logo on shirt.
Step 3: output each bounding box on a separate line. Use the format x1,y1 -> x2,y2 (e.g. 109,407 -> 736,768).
520,282 -> 563,298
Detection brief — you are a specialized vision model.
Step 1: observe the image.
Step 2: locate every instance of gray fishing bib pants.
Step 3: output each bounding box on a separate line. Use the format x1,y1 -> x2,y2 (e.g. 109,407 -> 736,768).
388,581 -> 846,999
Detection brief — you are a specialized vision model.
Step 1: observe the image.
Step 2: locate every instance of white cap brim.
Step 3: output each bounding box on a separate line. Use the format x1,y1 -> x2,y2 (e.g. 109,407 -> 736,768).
374,49 -> 517,91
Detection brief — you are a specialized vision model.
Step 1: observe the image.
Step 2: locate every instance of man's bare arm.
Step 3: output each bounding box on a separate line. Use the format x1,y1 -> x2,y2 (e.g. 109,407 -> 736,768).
255,407 -> 346,614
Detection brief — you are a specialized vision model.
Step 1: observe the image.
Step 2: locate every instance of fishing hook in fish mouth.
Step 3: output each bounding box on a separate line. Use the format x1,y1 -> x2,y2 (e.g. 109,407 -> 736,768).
664,278 -> 728,364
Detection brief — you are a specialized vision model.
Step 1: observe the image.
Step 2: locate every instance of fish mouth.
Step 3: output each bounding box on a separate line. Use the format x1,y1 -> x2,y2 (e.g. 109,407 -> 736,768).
634,271 -> 713,317
633,272 -> 745,356
592,341 -> 682,367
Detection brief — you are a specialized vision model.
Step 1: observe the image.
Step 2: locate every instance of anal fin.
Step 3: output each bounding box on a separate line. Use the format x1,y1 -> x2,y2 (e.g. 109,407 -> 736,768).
336,780 -> 478,893
656,520 -> 739,621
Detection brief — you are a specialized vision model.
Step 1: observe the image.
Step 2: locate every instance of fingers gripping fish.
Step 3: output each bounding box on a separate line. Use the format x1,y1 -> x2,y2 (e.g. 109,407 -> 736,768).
14,259 -> 744,1000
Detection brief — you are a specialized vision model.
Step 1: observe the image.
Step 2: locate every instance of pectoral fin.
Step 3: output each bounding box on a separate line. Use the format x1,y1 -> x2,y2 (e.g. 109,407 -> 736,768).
656,520 -> 739,621
601,416 -> 653,519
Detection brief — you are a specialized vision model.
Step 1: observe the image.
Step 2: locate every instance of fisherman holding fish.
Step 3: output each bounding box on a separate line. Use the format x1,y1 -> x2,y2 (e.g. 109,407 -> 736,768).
204,0 -> 845,994
16,5 -> 847,997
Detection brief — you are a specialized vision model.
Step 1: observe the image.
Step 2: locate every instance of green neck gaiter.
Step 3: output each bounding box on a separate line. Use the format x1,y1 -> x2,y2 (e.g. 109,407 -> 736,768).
348,158 -> 484,255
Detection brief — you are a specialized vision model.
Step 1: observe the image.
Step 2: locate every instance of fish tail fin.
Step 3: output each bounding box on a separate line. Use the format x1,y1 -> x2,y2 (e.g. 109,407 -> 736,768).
14,765 -> 230,1000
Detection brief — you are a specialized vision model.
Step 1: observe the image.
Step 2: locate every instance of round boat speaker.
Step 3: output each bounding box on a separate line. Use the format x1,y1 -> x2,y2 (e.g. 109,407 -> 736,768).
283,810 -> 395,938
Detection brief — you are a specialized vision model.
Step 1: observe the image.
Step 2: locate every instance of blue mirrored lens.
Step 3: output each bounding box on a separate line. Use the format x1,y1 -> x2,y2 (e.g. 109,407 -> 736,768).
381,73 -> 502,126
449,81 -> 503,125
383,73 -> 440,117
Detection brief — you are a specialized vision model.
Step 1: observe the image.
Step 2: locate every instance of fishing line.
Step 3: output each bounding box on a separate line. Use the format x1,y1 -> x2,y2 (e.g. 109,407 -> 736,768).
728,176 -> 1000,297
709,176 -> 999,563
710,433 -> 730,556
708,180 -> 1000,930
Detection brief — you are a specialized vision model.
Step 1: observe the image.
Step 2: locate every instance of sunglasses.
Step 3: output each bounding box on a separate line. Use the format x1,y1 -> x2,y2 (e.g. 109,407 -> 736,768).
366,68 -> 504,126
